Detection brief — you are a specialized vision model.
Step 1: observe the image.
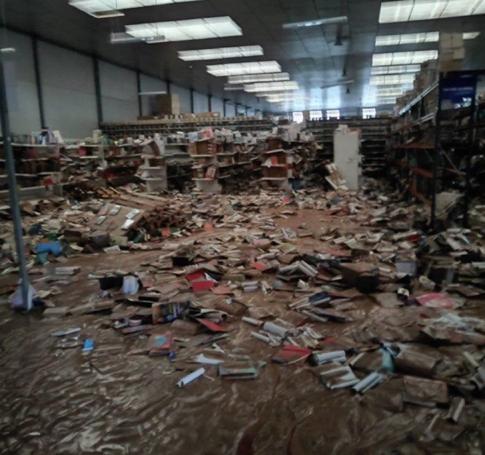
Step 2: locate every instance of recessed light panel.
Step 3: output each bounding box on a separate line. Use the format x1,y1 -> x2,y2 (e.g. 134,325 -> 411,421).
376,31 -> 480,46
376,96 -> 398,105
228,72 -> 290,84
282,16 -> 348,29
265,93 -> 307,102
376,32 -> 439,46
207,61 -> 280,77
255,92 -> 297,97
379,0 -> 485,23
376,86 -> 409,96
223,84 -> 245,91
70,0 -> 201,17
371,65 -> 422,75
372,50 -> 438,66
370,74 -> 416,85
126,17 -> 242,43
178,45 -> 263,61
257,91 -> 301,98
463,32 -> 481,39
244,81 -> 299,93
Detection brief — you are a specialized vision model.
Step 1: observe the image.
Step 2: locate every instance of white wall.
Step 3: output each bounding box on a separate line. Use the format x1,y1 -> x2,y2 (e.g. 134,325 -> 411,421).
140,74 -> 166,116
1,29 -> 40,135
193,91 -> 208,113
170,83 -> 191,113
0,28 -> 260,137
39,42 -> 97,138
99,61 -> 138,122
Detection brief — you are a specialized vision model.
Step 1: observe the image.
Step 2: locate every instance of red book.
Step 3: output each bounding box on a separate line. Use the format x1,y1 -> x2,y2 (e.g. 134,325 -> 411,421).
197,318 -> 228,333
272,344 -> 312,364
186,271 -> 206,282
191,280 -> 215,293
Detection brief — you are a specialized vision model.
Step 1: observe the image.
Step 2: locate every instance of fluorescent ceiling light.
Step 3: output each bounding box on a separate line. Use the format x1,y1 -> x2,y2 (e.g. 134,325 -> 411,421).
70,0 -> 201,17
375,86 -> 409,96
376,32 -> 439,46
376,96 -> 398,105
372,50 -> 438,66
224,84 -> 245,91
282,16 -> 348,29
370,74 -> 415,85
376,31 -> 480,46
0,47 -> 16,54
126,17 -> 242,43
90,9 -> 126,18
379,0 -> 485,23
228,72 -> 290,84
371,64 -> 421,75
139,91 -> 167,96
207,61 -> 280,77
110,32 -> 142,44
258,91 -> 302,98
267,97 -> 308,104
463,32 -> 480,39
265,93 -> 308,101
245,81 -> 299,93
178,45 -> 263,61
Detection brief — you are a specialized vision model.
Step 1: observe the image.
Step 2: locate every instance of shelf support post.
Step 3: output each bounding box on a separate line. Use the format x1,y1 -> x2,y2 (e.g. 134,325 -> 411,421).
0,53 -> 31,310
430,74 -> 443,231
464,77 -> 479,228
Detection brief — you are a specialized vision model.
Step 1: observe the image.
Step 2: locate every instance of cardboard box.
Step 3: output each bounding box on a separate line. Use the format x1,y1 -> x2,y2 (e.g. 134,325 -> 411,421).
150,94 -> 181,116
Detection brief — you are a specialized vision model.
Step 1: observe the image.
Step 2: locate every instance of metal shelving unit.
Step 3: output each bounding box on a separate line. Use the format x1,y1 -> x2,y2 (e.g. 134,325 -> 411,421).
306,117 -> 392,175
390,70 -> 485,228
101,117 -> 274,139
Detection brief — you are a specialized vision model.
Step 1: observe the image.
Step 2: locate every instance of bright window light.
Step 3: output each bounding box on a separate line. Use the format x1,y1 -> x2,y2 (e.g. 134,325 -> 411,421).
244,81 -> 299,93
362,108 -> 376,119
372,50 -> 438,66
292,112 -> 304,123
309,110 -> 323,120
125,17 -> 242,43
207,61 -> 280,77
326,109 -> 340,120
376,32 -> 439,46
370,74 -> 416,85
371,64 -> 421,75
228,72 -> 289,84
379,0 -> 485,23
178,45 -> 263,61
70,0 -> 201,17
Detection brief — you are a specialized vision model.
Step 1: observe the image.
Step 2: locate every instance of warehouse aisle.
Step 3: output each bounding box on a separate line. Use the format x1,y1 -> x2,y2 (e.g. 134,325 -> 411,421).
1,186 -> 484,454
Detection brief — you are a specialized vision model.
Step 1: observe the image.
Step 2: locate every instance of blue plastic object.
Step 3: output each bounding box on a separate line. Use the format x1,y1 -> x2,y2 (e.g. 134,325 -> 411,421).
380,348 -> 394,373
82,339 -> 95,353
35,241 -> 63,257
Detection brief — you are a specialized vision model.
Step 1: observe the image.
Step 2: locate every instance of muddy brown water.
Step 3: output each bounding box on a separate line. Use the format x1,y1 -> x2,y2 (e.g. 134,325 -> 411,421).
0,207 -> 484,454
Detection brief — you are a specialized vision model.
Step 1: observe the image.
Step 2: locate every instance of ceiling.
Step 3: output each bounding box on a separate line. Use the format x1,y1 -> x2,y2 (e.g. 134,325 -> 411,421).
2,0 -> 485,112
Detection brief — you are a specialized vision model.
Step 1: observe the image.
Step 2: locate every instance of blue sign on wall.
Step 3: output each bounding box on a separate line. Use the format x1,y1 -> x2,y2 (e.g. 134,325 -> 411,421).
440,72 -> 477,110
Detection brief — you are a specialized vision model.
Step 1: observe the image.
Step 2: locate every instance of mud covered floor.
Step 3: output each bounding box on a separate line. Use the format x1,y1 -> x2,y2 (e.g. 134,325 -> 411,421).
0,194 -> 484,455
